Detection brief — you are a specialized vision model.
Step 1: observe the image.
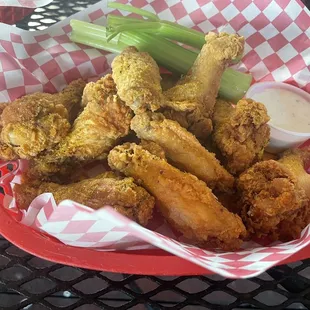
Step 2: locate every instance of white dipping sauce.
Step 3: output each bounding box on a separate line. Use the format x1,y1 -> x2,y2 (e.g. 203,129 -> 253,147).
251,88 -> 310,133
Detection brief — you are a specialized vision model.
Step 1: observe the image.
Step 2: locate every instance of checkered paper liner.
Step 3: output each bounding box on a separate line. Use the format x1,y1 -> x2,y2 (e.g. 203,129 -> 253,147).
0,0 -> 309,278
0,0 -> 309,102
0,0 -> 52,8
1,159 -> 310,279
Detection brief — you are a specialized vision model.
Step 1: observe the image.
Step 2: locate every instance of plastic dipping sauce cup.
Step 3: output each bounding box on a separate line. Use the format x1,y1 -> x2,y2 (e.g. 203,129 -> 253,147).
246,82 -> 310,154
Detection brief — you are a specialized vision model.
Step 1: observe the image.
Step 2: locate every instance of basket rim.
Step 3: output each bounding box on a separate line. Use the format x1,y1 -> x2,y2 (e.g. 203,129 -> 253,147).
0,203 -> 309,276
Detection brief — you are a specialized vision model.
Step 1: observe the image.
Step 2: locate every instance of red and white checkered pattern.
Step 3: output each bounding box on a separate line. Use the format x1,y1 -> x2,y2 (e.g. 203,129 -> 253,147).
1,159 -> 310,279
0,0 -> 309,278
0,0 -> 51,8
0,0 -> 309,102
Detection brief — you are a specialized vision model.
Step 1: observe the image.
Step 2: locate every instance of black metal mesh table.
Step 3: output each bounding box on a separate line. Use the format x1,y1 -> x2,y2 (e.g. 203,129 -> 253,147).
0,0 -> 308,309
0,234 -> 310,309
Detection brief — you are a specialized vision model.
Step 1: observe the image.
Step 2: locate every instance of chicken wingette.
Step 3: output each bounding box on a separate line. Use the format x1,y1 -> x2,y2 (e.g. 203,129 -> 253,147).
131,112 -> 234,192
108,143 -> 246,250
14,171 -> 155,226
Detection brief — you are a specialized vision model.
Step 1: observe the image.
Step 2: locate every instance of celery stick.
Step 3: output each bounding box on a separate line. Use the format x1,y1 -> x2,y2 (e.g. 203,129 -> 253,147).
107,14 -> 144,26
125,32 -> 198,73
107,3 -> 205,48
159,20 -> 205,49
107,14 -> 205,49
106,15 -> 145,40
107,2 -> 159,21
107,21 -> 161,41
107,14 -> 241,63
108,20 -> 205,49
220,68 -> 252,102
71,31 -> 126,54
71,20 -> 197,74
70,20 -> 251,101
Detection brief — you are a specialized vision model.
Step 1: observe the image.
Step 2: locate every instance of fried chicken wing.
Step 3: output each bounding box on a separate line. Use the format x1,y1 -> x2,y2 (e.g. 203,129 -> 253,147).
108,143 -> 246,250
111,46 -> 163,113
0,142 -> 17,161
162,32 -> 245,140
213,99 -> 270,175
54,75 -> 132,160
131,112 -> 234,192
0,102 -> 18,161
0,80 -> 85,159
14,171 -> 155,226
279,147 -> 310,198
58,79 -> 86,122
81,75 -> 116,108
1,94 -> 71,159
0,103 -> 8,125
237,159 -> 309,241
31,74 -> 133,177
139,140 -> 166,160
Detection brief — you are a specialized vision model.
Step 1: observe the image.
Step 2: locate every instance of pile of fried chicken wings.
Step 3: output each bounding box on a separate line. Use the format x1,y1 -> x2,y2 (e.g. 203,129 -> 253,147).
1,32 -> 309,251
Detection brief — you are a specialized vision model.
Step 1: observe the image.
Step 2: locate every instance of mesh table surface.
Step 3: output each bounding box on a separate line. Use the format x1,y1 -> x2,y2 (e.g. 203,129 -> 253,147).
0,233 -> 310,309
0,0 -> 308,309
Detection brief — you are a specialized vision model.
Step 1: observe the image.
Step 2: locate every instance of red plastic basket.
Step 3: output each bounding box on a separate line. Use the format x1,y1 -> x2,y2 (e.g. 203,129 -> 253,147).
0,1 -> 309,275
1,140 -> 310,276
0,195 -> 309,276
0,7 -> 34,25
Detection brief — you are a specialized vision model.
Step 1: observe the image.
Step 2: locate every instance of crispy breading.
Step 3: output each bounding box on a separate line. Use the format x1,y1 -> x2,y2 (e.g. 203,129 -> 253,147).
31,74 -> 133,177
14,172 -> 155,226
81,75 -> 116,107
0,103 -> 8,125
131,112 -> 234,192
0,80 -> 85,159
56,75 -> 132,160
108,143 -> 246,250
213,99 -> 270,175
0,102 -> 17,160
162,32 -> 245,140
237,160 -> 309,241
1,93 -> 70,159
58,79 -> 86,121
112,46 -> 163,113
0,142 -> 18,161
279,147 -> 310,199
139,140 -> 166,160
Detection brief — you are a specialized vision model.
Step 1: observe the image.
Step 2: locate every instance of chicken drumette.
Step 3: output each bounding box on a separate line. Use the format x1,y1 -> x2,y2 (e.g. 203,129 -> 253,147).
162,32 -> 245,140
111,46 -> 164,114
